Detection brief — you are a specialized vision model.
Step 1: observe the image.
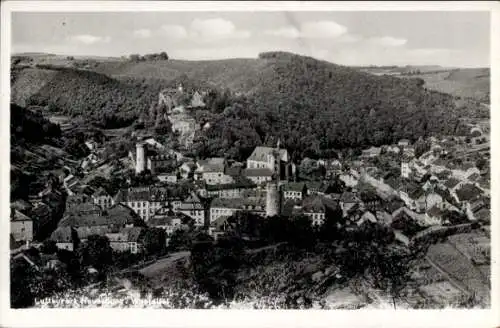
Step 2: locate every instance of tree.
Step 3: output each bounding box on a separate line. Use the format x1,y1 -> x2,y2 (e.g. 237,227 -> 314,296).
159,51 -> 169,60
190,234 -> 244,302
78,235 -> 113,278
168,229 -> 192,251
129,54 -> 141,62
10,259 -> 36,308
143,228 -> 166,256
41,239 -> 58,254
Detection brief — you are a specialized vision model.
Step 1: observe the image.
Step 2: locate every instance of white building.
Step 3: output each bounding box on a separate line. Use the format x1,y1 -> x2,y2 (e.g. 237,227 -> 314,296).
246,146 -> 289,171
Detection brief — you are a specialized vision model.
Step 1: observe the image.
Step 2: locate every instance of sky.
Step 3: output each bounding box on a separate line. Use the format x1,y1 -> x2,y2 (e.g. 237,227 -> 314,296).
11,11 -> 490,67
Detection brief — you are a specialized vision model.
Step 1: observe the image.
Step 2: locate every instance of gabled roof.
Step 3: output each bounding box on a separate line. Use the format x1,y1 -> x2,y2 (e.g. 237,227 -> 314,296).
282,182 -> 306,192
92,187 -> 110,198
456,183 -> 482,202
11,199 -> 33,213
121,227 -> 145,242
247,146 -> 288,162
210,197 -> 266,210
358,211 -> 377,225
211,215 -> 232,230
340,192 -> 359,203
224,166 -> 242,177
243,168 -> 273,177
426,205 -> 445,218
302,195 -> 338,213
11,209 -> 32,222
65,202 -> 103,217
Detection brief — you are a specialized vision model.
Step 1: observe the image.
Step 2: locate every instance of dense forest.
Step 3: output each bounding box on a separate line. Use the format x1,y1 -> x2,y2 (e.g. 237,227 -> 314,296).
11,52 -> 473,161
20,67 -> 161,129
189,53 -> 465,161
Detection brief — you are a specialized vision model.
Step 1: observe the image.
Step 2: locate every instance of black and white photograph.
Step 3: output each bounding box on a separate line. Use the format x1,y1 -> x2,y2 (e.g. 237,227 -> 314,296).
1,1 -> 498,324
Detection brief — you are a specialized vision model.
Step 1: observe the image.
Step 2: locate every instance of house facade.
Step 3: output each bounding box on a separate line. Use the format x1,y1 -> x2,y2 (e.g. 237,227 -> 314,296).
10,209 -> 33,242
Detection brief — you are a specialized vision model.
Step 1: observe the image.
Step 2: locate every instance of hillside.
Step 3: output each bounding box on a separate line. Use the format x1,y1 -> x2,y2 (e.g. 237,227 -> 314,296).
191,52 -> 468,160
93,58 -> 274,94
11,52 -> 478,160
405,68 -> 490,103
12,66 -> 169,128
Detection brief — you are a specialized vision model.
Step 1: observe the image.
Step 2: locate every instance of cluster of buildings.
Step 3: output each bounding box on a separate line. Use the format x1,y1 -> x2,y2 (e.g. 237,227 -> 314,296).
11,120 -> 490,255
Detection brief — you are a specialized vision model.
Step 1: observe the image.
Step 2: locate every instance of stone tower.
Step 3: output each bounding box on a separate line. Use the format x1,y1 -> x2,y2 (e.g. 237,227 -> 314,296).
135,142 -> 146,174
265,140 -> 282,217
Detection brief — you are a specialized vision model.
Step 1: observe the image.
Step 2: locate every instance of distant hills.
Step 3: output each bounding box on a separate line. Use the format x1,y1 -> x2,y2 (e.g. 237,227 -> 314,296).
355,65 -> 489,103
10,51 -> 488,160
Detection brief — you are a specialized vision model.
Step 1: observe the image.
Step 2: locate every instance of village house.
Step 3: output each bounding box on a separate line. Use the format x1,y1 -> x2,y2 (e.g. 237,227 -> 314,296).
455,183 -> 483,205
355,211 -> 378,227
84,140 -> 98,152
106,227 -> 145,254
190,91 -> 206,108
400,184 -> 443,214
179,161 -> 197,179
157,172 -> 178,184
339,171 -> 359,188
209,197 -> 266,224
282,182 -> 308,201
324,159 -> 343,178
143,137 -> 165,150
243,168 -> 274,185
11,199 -> 33,215
115,186 -> 182,222
340,191 -> 361,217
208,215 -> 234,241
246,146 -> 290,171
91,187 -> 115,209
361,147 -> 381,159
148,207 -> 186,241
177,192 -> 206,227
147,154 -> 177,175
65,201 -> 103,217
62,174 -> 80,196
398,139 -> 411,147
294,195 -> 339,226
359,190 -> 382,212
195,158 -> 234,185
10,209 -> 34,243
58,203 -> 138,231
202,181 -> 258,199
384,145 -> 401,155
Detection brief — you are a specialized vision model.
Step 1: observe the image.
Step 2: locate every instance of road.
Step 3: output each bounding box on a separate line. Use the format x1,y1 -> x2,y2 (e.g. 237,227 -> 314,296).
139,251 -> 190,278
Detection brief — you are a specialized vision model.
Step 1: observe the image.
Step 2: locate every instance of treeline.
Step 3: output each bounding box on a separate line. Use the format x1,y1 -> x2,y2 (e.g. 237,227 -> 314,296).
129,52 -> 169,62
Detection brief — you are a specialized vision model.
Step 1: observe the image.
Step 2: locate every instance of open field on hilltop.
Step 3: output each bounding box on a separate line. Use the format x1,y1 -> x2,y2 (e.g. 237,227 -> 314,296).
399,68 -> 490,103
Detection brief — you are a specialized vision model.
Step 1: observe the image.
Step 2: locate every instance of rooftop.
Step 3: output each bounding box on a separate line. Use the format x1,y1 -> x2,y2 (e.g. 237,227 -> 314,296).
211,197 -> 266,210
302,195 -> 338,213
282,182 -> 307,192
456,183 -> 483,202
243,168 -> 274,177
247,146 -> 288,162
11,209 -> 32,222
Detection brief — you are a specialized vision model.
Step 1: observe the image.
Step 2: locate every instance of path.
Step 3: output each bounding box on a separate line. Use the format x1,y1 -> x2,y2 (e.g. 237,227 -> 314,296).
139,251 -> 190,278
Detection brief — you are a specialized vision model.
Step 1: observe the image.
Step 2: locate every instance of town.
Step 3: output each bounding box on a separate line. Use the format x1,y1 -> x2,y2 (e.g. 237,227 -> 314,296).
10,82 -> 491,309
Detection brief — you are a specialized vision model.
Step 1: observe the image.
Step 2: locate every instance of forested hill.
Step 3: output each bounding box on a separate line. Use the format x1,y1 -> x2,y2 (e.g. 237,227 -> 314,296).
11,52 -> 468,160
12,66 -> 174,129
191,52 -> 465,160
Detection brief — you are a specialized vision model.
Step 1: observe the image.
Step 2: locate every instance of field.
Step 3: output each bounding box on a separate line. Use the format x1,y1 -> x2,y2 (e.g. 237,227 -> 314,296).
426,242 -> 489,305
399,68 -> 490,103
